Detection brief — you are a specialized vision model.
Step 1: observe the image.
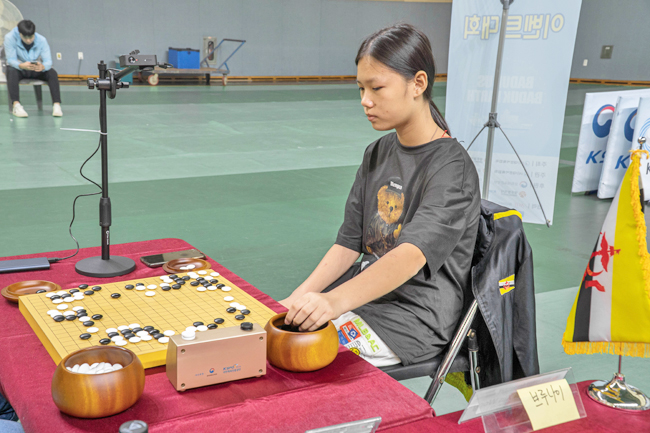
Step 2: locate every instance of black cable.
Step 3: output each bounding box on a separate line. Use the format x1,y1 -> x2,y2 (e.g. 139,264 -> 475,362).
48,137 -> 103,263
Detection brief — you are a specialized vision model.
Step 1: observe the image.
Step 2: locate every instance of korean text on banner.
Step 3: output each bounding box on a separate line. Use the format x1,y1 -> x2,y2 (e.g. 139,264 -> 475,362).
631,97 -> 650,195
572,89 -> 650,194
597,96 -> 640,199
446,0 -> 582,225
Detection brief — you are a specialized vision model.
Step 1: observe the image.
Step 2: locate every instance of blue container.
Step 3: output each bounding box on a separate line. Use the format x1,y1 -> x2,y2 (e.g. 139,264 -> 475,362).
168,47 -> 200,69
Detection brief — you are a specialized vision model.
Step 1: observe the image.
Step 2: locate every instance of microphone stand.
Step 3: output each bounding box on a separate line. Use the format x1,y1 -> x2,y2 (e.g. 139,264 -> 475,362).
74,60 -> 151,278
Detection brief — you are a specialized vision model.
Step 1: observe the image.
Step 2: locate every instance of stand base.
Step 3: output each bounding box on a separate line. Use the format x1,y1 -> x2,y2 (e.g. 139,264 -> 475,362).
75,255 -> 136,278
588,373 -> 650,411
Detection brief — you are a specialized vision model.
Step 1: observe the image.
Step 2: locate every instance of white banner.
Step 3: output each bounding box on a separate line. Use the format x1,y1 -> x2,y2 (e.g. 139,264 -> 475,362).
632,97 -> 650,194
597,97 -> 639,199
446,0 -> 582,225
572,89 -> 650,193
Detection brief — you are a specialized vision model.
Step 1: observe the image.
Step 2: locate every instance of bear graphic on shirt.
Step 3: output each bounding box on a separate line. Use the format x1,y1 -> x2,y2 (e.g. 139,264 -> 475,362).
366,180 -> 404,257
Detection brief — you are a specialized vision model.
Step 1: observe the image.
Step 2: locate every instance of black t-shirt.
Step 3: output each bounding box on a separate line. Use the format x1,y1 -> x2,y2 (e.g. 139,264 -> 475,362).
335,132 -> 481,365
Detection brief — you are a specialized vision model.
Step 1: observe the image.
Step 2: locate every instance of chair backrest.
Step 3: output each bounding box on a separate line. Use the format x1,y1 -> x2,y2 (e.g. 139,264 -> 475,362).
470,200 -> 539,388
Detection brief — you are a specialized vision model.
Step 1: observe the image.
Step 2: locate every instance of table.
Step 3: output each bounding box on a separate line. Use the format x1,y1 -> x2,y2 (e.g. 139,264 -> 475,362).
0,239 -> 435,433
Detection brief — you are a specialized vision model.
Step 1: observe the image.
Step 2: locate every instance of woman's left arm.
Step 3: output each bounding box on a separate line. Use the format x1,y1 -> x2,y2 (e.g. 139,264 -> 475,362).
286,242 -> 425,331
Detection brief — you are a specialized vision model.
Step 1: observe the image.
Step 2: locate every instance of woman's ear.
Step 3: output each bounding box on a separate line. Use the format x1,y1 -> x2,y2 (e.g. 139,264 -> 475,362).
412,71 -> 428,99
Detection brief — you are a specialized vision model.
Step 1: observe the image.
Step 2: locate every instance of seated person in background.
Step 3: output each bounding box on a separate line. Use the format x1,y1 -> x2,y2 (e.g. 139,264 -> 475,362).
4,19 -> 62,118
280,24 -> 481,368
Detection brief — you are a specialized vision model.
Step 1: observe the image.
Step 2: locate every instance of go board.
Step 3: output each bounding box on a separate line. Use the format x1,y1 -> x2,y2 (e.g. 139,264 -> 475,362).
19,271 -> 277,369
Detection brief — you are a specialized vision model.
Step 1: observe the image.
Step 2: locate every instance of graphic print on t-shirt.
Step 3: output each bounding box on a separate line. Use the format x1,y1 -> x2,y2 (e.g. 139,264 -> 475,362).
366,178 -> 404,256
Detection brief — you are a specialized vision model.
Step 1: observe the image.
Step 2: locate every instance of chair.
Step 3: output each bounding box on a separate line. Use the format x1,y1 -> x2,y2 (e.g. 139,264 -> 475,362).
380,199 -> 537,405
0,46 -> 46,112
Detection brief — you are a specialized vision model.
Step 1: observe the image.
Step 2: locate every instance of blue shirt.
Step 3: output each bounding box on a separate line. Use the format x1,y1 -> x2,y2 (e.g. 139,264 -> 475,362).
4,27 -> 52,71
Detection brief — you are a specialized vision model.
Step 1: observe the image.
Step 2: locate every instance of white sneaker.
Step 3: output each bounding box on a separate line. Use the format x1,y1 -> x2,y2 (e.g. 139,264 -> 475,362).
12,102 -> 28,118
52,104 -> 63,117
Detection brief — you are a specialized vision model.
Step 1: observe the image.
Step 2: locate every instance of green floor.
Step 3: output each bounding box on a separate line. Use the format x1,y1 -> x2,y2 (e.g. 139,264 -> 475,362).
0,82 -> 647,415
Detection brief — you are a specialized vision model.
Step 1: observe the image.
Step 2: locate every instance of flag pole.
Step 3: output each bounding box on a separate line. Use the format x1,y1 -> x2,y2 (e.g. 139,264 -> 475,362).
587,356 -> 649,411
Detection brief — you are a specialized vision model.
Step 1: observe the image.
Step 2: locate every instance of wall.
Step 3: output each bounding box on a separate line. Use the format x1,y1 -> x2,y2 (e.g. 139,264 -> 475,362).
9,0 -> 451,77
570,0 -> 650,81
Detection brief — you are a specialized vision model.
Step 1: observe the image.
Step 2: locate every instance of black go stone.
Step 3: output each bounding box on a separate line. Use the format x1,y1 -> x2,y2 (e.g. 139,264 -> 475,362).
78,284 -> 88,289
207,323 -> 217,329
216,284 -> 225,289
226,307 -> 237,313
92,286 -> 102,291
177,280 -> 186,285
92,314 -> 103,320
99,338 -> 111,345
69,289 -> 80,294
152,333 -> 164,340
65,315 -> 76,321
107,332 -> 119,338
50,295 -> 61,300
162,286 -> 171,291
111,293 -> 121,298
235,315 -> 245,320
35,289 -> 46,294
76,312 -> 87,318
136,282 -> 144,286
214,318 -> 225,324
79,333 -> 91,340
192,322 -> 204,327
240,322 -> 253,331
241,309 -> 250,315
182,276 -> 190,281
196,277 -> 205,281
53,315 -> 65,322
149,329 -> 159,335
168,274 -> 177,279
202,282 -> 210,287
125,285 -> 134,290
190,281 -> 199,286
84,290 -> 94,296
209,279 -> 218,284
83,321 -> 95,327
143,326 -> 154,331
120,329 -> 131,335
172,284 -> 181,290
132,327 -> 143,333
124,333 -> 135,340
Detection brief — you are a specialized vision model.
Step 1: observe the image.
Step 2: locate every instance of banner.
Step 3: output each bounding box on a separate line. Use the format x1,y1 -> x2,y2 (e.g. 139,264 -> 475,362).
631,97 -> 650,194
572,89 -> 650,193
597,96 -> 639,199
446,0 -> 581,225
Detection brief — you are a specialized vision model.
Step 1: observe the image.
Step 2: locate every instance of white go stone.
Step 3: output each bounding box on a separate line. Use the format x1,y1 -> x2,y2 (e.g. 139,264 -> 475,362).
158,337 -> 170,344
224,296 -> 234,302
196,325 -> 208,332
45,292 -> 56,298
196,287 -> 206,292
112,364 -> 123,371
136,331 -> 149,337
111,335 -> 124,342
72,306 -> 85,311
62,310 -> 75,316
115,340 -> 127,346
128,337 -> 141,343
78,316 -> 91,322
141,335 -> 153,341
105,328 -> 118,334
188,272 -> 199,279
47,310 -> 59,316
207,286 -> 217,291
71,364 -> 80,373
56,291 -> 68,296
186,265 -> 196,270
236,305 -> 246,311
52,299 -> 64,304
221,286 -> 232,292
136,286 -> 146,291
147,284 -> 157,289
210,272 -> 220,277
78,363 -> 90,374
185,326 -> 197,333
73,294 -> 84,300
179,266 -> 188,271
117,325 -> 129,331
57,304 -> 68,310
198,270 -> 207,275
145,291 -> 156,297
229,302 -> 239,308
129,323 -> 140,329
87,327 -> 99,333
163,330 -> 175,336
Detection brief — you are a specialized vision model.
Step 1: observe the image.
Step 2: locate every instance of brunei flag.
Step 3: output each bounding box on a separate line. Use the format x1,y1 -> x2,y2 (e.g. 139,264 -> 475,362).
563,150 -> 650,357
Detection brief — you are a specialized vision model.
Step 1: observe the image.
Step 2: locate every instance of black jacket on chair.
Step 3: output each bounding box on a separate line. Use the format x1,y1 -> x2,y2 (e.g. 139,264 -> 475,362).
470,200 -> 539,387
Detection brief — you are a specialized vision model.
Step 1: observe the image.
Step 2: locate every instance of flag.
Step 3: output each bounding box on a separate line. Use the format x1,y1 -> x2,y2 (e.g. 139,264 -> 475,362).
563,150 -> 650,357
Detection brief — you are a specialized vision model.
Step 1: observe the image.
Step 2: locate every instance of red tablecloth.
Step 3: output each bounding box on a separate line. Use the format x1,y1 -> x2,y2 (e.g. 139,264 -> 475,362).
0,239 -> 435,433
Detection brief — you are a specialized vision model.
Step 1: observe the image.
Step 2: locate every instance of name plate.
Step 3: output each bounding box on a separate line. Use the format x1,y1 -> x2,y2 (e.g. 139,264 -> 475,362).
516,378 -> 580,431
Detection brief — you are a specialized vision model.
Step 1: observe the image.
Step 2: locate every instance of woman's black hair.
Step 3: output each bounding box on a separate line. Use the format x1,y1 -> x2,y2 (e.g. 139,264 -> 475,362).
356,23 -> 450,134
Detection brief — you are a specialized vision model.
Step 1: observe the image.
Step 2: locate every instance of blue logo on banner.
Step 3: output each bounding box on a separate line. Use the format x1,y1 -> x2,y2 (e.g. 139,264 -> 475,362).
592,104 -> 616,138
624,109 -> 638,142
639,119 -> 650,151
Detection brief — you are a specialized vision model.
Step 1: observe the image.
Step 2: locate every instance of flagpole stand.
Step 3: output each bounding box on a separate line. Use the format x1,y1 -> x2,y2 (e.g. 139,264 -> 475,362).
587,356 -> 650,410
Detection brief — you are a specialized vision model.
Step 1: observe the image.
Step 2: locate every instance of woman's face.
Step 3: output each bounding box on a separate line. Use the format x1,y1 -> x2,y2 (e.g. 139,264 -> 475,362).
357,56 -> 420,131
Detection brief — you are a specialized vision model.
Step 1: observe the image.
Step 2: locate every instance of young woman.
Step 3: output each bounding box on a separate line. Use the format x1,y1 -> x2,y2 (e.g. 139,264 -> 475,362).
279,24 -> 481,367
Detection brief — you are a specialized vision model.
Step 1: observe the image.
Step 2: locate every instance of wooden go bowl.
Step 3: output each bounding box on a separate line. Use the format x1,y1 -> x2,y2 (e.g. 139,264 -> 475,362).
51,346 -> 145,418
264,312 -> 339,372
